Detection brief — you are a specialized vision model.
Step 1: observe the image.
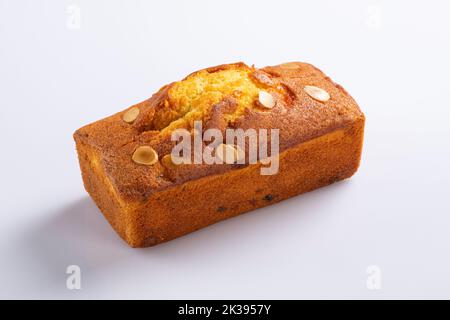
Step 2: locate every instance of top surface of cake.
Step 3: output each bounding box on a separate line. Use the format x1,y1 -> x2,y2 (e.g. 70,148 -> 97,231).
74,62 -> 364,203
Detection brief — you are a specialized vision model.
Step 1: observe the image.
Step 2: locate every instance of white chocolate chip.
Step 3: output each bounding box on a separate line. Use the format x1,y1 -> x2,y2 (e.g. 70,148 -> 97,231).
132,146 -> 158,165
216,143 -> 243,164
304,85 -> 330,102
258,91 -> 275,109
122,107 -> 140,123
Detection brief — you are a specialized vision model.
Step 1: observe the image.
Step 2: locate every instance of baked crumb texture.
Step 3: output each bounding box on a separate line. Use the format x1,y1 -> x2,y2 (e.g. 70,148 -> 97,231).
74,62 -> 365,247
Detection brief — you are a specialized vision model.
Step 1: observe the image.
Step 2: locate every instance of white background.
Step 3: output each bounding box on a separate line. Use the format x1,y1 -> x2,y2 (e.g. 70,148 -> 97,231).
1,0 -> 449,299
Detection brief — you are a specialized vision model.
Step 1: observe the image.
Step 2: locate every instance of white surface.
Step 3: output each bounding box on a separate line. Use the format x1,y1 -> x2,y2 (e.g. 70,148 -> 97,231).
1,0 -> 450,299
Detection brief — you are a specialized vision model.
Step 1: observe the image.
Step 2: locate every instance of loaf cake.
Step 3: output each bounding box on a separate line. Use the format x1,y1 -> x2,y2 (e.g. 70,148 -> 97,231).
74,62 -> 365,247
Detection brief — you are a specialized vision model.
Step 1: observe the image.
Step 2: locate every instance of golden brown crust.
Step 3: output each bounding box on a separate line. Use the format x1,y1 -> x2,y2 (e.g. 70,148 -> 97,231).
74,61 -> 365,247
74,62 -> 363,202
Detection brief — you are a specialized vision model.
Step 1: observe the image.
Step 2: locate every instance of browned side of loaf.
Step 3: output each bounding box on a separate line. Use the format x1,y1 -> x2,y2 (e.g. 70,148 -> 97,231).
76,118 -> 364,247
74,61 -> 365,247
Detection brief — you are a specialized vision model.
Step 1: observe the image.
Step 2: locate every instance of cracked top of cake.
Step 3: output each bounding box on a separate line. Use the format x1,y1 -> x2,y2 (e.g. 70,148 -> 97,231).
74,62 -> 364,202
